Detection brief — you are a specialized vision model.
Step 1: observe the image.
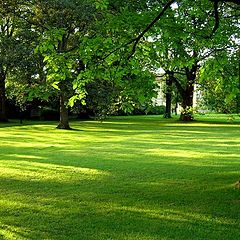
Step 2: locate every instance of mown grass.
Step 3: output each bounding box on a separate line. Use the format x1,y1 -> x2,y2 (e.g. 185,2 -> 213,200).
0,114 -> 240,240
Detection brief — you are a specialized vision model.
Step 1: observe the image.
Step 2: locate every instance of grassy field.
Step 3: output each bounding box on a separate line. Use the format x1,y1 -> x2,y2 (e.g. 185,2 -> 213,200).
0,114 -> 240,240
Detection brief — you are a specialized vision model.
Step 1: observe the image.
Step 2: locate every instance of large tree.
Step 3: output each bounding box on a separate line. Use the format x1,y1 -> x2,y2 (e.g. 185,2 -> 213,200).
32,0 -> 96,129
139,0 -> 239,120
0,0 -> 33,121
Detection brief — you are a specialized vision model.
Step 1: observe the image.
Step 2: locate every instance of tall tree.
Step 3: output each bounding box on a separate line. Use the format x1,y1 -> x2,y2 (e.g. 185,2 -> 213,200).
33,0 -> 96,129
144,0 -> 239,120
0,0 -> 28,121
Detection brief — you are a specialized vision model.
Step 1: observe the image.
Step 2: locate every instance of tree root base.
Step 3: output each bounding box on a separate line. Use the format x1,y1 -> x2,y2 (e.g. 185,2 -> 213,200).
56,123 -> 72,130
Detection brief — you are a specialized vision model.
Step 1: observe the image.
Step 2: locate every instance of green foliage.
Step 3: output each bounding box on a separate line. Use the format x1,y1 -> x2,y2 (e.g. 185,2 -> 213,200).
146,0 -> 239,120
36,28 -> 65,54
1,0 -> 239,122
199,50 -> 239,113
146,105 -> 166,115
37,28 -> 76,90
0,2 -> 36,71
6,77 -> 56,110
95,0 -> 109,10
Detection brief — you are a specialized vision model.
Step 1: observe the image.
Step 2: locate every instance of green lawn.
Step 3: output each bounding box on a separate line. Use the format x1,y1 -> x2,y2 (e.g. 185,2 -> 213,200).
0,114 -> 240,240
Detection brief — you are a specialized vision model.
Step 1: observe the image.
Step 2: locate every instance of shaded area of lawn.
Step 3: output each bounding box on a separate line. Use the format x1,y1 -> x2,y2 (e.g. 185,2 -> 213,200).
0,115 -> 240,239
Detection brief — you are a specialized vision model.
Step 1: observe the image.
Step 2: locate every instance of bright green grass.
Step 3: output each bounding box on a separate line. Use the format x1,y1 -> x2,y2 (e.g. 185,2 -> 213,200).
0,114 -> 240,240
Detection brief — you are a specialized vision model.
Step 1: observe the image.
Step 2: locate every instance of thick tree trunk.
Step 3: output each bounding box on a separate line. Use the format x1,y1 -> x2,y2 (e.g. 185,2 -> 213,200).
179,65 -> 197,121
179,85 -> 194,121
164,76 -> 173,118
0,72 -> 8,122
57,85 -> 71,130
180,63 -> 198,121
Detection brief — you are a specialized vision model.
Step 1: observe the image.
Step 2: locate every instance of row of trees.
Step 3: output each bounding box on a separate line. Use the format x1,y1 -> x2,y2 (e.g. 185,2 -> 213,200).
0,0 -> 239,128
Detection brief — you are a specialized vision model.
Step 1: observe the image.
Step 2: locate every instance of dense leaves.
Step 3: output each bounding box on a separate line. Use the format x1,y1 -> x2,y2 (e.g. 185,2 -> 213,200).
199,49 -> 240,113
0,0 -> 239,125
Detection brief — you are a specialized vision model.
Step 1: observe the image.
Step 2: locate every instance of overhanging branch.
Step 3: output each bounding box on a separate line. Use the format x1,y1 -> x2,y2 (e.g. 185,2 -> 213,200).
128,0 -> 175,58
102,0 -> 175,60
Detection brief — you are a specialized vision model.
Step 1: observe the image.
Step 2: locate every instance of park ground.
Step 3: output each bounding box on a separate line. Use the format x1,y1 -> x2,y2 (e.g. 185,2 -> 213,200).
0,114 -> 240,240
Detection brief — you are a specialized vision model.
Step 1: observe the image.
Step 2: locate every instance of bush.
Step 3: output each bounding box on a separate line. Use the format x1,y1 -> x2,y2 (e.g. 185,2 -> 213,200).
146,105 -> 166,115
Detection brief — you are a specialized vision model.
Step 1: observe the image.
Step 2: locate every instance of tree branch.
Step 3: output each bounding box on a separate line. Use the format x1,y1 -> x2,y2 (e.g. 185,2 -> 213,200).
199,45 -> 231,61
203,0 -> 220,39
128,0 -> 175,59
170,73 -> 185,96
103,0 -> 238,60
206,0 -> 239,39
212,0 -> 220,35
102,0 -> 175,60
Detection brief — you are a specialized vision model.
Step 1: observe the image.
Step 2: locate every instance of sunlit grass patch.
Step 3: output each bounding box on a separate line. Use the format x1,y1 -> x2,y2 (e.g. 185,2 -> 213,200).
0,114 -> 240,239
0,160 -> 109,183
0,222 -> 31,240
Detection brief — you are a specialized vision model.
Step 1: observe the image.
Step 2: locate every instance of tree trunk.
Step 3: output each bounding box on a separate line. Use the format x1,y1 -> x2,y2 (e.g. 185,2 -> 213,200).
0,72 -> 8,122
179,65 -> 197,121
56,36 -> 72,130
57,85 -> 71,130
179,85 -> 194,121
164,76 -> 173,118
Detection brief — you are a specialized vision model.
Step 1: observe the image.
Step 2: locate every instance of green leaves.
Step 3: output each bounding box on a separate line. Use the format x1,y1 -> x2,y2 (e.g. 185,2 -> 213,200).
95,0 -> 109,10
68,91 -> 86,107
36,28 -> 66,55
199,50 -> 239,113
51,81 -> 60,90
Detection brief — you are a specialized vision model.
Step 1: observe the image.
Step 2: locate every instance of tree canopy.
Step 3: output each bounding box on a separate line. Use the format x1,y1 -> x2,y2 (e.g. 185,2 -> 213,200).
0,0 -> 239,127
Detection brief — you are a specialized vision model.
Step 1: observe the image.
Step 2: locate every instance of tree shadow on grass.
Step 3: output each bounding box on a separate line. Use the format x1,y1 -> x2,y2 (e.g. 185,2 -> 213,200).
0,120 -> 57,129
0,164 -> 239,240
0,142 -> 240,239
0,116 -> 240,239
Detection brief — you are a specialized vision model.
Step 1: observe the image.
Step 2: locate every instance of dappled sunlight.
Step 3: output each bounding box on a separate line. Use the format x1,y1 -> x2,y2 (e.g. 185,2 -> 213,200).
1,190 -> 237,240
0,160 -> 109,183
111,205 -> 236,226
73,199 -> 235,226
144,148 -> 240,166
7,154 -> 43,160
146,149 -> 206,159
0,116 -> 240,239
0,222 -> 30,240
164,121 -> 240,128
